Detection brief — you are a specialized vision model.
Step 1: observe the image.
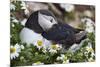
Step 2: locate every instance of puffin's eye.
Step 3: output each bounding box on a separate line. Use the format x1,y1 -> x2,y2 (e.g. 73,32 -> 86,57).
50,19 -> 53,23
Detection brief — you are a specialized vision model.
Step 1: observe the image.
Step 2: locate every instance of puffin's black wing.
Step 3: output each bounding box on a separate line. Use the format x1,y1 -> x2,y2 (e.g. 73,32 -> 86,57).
42,23 -> 87,49
42,24 -> 76,43
57,19 -> 83,33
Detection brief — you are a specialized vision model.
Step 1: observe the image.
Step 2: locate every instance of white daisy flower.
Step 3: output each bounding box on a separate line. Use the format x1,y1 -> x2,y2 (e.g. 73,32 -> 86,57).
20,45 -> 24,50
81,18 -> 95,25
91,52 -> 95,57
21,1 -> 26,9
34,38 -> 53,50
56,54 -> 69,63
84,51 -> 89,57
49,45 -> 58,54
49,44 -> 62,54
24,8 -> 30,16
83,42 -> 95,58
85,26 -> 94,33
57,54 -> 67,61
34,40 -> 44,50
10,3 -> 16,10
81,18 -> 95,33
85,42 -> 95,57
57,55 -> 64,61
32,61 -> 44,66
42,48 -> 47,53
11,23 -> 15,27
20,1 -> 30,15
10,44 -> 21,60
60,3 -> 75,12
63,60 -> 69,64
49,49 -> 57,54
12,18 -> 19,24
51,44 -> 62,50
88,57 -> 94,62
85,42 -> 94,52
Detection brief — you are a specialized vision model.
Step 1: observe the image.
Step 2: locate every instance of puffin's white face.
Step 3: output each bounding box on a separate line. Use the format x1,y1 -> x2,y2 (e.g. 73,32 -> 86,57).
38,12 -> 57,31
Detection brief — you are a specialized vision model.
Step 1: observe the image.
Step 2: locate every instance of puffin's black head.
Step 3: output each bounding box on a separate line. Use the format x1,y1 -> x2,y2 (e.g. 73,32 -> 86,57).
25,10 -> 58,33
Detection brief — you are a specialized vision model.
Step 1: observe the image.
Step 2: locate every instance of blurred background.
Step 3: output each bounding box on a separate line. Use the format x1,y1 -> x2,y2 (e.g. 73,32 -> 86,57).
10,1 -> 95,28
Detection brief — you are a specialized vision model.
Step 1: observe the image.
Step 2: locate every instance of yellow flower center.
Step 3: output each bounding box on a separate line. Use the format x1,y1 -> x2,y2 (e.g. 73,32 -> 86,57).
86,47 -> 94,52
88,48 -> 93,52
10,47 -> 16,53
51,45 -> 57,49
36,61 -> 41,64
37,40 -> 43,46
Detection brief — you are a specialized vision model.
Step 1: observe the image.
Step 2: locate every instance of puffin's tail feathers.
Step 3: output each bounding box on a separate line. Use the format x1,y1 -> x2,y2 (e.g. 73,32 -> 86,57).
75,31 -> 87,44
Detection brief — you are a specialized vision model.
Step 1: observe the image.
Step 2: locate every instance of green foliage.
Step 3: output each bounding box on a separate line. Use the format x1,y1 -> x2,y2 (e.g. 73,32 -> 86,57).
10,22 -> 23,45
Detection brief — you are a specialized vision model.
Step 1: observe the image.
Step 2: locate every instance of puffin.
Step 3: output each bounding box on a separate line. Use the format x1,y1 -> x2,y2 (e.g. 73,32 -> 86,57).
20,10 -> 87,49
